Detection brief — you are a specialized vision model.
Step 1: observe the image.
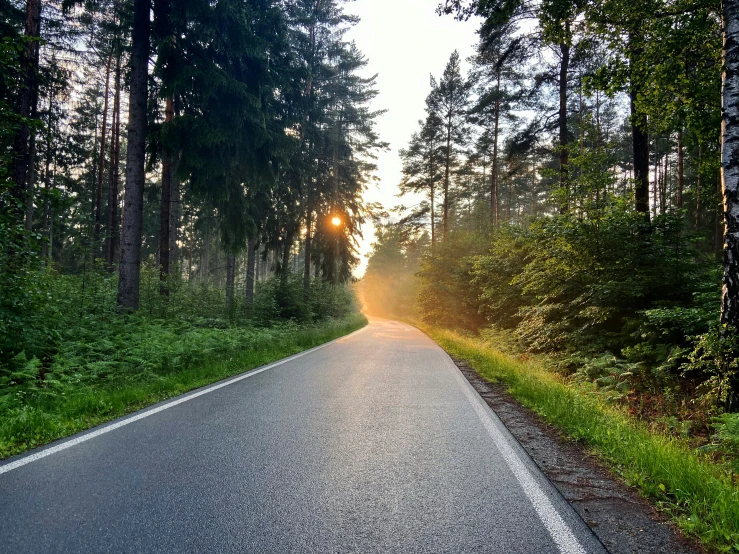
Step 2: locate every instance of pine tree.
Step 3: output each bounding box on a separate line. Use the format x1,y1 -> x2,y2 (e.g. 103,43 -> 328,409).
428,51 -> 470,241
10,0 -> 42,227
399,112 -> 444,245
116,0 -> 150,311
468,22 -> 528,225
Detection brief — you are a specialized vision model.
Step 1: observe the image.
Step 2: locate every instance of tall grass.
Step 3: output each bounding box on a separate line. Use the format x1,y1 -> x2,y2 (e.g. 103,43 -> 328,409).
426,326 -> 739,553
0,313 -> 367,460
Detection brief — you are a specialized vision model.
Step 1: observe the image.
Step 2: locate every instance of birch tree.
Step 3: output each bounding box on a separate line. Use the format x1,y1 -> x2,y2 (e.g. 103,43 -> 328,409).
721,0 -> 739,411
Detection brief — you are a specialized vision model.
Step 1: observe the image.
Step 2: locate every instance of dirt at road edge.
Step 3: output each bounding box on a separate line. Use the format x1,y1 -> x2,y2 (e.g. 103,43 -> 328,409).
451,357 -> 706,554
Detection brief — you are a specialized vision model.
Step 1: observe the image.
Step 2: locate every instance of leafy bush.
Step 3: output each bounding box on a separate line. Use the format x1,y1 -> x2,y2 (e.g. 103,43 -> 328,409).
706,414 -> 739,472
0,266 -> 358,386
417,231 -> 488,329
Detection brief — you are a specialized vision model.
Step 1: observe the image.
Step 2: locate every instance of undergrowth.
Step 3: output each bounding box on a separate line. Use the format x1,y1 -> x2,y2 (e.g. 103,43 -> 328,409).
0,312 -> 367,459
0,266 -> 366,459
424,325 -> 739,553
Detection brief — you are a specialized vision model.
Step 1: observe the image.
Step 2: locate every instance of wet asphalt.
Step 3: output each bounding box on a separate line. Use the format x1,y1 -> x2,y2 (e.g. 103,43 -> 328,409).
0,319 -> 608,553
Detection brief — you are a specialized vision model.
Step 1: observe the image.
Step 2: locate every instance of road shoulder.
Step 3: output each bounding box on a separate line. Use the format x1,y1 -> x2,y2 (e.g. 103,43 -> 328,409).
451,357 -> 705,554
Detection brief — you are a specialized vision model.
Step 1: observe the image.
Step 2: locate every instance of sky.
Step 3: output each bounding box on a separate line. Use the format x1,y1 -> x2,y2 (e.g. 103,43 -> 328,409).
344,0 -> 480,276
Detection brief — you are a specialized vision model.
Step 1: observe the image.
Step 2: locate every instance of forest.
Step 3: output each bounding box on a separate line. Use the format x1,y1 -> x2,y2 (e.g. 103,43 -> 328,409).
362,0 -> 739,485
0,0 -> 379,456
4,0 -> 739,550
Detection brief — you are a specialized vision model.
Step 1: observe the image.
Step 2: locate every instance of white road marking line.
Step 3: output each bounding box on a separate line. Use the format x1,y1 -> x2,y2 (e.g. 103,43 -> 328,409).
445,358 -> 588,554
0,326 -> 368,476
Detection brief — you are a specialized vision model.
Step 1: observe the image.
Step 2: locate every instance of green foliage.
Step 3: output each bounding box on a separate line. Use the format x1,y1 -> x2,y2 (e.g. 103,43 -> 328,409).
0,266 -> 364,458
251,275 -> 357,323
513,208 -> 708,353
427,325 -> 739,553
705,414 -> 739,473
470,226 -> 528,327
685,325 -> 739,408
417,232 -> 488,329
413,203 -> 715,369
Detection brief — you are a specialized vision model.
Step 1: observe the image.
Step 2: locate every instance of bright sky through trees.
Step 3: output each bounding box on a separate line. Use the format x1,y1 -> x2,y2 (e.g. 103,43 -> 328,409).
345,0 -> 479,275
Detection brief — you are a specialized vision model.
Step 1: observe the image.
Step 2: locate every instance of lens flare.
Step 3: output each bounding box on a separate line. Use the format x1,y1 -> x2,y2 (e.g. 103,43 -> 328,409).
332,216 -> 342,227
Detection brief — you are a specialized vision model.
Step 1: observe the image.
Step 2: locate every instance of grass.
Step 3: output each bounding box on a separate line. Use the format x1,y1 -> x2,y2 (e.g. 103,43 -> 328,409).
0,313 -> 367,460
422,325 -> 739,554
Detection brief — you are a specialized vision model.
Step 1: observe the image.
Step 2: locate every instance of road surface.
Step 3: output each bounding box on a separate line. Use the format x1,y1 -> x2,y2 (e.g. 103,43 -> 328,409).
0,318 -> 607,553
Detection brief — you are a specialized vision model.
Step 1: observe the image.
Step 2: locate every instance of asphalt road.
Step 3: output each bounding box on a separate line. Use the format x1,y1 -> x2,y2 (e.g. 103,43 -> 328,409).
0,319 -> 608,554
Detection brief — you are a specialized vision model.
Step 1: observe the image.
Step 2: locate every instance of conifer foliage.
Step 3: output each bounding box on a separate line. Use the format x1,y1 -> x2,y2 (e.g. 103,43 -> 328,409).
375,0 -> 739,412
0,0 -> 382,319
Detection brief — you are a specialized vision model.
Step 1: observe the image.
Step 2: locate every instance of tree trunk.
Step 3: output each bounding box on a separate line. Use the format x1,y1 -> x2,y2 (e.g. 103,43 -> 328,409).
246,236 -> 257,308
304,209 -> 313,294
430,181 -> 435,245
696,144 -> 703,230
492,73 -> 501,227
559,33 -> 570,213
11,0 -> 42,219
201,227 -> 210,281
254,248 -> 260,283
169,163 -> 180,270
41,102 -> 53,262
653,137 -> 659,218
631,92 -> 650,219
443,121 -> 451,241
117,0 -> 150,311
25,128 -> 37,230
158,96 -> 174,296
629,31 -> 650,221
95,53 -> 113,255
720,0 -> 739,411
225,253 -> 235,312
106,51 -> 122,271
661,145 -> 668,215
677,130 -> 684,209
281,231 -> 292,288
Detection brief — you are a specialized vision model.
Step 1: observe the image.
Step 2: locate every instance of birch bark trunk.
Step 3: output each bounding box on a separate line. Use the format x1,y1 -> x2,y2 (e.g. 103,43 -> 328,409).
720,0 -> 739,410
677,131 -> 684,209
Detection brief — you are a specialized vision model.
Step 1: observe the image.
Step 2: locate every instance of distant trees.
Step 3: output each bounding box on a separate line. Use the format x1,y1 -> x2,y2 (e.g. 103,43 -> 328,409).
376,0 -> 739,410
0,0 -> 382,317
428,51 -> 470,241
399,112 -> 444,245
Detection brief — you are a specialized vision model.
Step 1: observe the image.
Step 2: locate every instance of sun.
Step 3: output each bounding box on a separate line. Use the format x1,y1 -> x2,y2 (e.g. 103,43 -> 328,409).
331,216 -> 342,227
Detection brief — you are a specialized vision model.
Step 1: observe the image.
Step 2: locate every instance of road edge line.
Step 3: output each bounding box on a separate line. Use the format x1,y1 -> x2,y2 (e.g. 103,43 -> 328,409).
442,353 -> 589,554
0,325 -> 369,476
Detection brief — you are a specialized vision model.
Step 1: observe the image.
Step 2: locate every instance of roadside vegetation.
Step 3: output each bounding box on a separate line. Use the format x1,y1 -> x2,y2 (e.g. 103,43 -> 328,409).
0,268 -> 365,459
426,327 -> 739,552
361,1 -> 739,551
1,2 -> 375,459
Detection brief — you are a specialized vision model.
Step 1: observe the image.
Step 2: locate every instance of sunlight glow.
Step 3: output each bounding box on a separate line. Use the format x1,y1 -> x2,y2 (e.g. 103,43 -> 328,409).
332,216 -> 342,227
